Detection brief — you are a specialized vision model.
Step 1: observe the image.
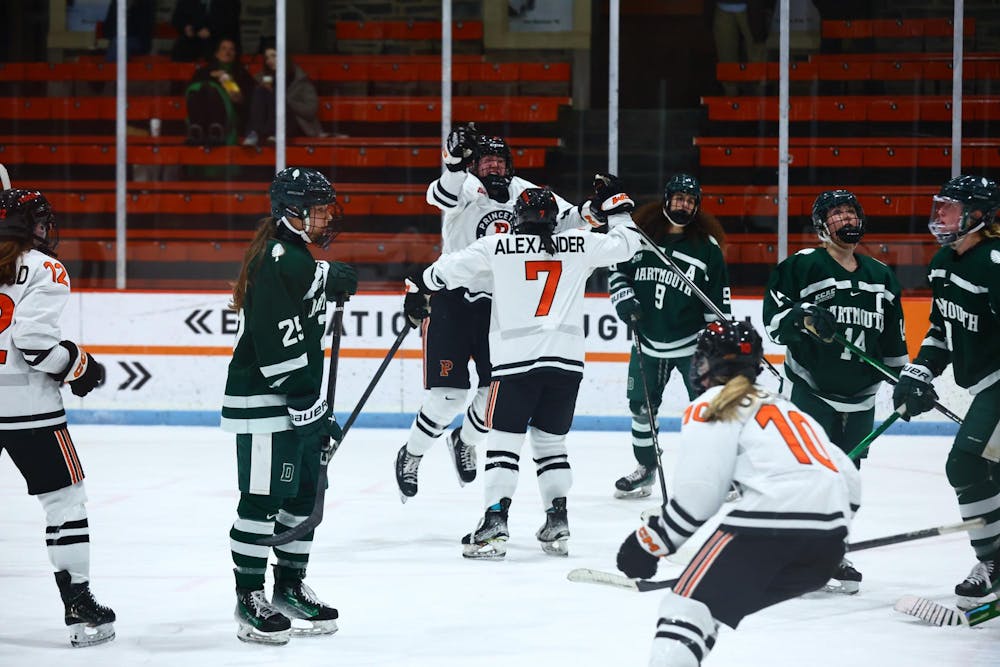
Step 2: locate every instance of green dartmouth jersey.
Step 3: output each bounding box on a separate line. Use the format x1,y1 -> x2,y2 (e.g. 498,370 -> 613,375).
914,236 -> 1000,394
221,237 -> 330,434
609,234 -> 731,357
763,247 -> 908,411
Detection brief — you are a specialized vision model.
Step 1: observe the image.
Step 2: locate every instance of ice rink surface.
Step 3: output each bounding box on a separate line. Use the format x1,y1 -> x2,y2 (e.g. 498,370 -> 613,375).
2,424 -> 998,666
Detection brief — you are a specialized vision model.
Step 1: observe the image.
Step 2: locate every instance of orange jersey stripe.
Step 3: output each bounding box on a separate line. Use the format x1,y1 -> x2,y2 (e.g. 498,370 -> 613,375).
676,530 -> 735,597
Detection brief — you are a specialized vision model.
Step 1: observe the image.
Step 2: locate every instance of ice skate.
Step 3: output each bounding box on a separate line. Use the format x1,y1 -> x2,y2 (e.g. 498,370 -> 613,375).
536,497 -> 569,556
54,570 -> 116,648
614,464 -> 655,499
234,587 -> 291,645
395,445 -> 422,503
823,557 -> 862,595
955,557 -> 999,610
448,429 -> 477,486
271,566 -> 338,636
462,498 -> 511,559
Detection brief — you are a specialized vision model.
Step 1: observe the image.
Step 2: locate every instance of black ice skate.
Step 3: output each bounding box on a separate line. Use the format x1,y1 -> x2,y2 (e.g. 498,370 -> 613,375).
823,557 -> 862,595
395,445 -> 422,503
271,566 -> 339,636
234,587 -> 292,645
536,497 -> 570,556
462,498 -> 511,559
955,557 -> 999,610
614,464 -> 655,499
54,570 -> 116,648
448,429 -> 477,486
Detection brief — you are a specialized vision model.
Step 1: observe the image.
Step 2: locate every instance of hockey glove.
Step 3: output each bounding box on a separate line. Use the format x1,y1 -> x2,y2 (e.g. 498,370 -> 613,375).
789,301 -> 839,343
611,286 -> 642,323
444,122 -> 477,172
892,363 -> 937,421
403,271 -> 432,329
49,341 -> 106,397
287,394 -> 344,442
326,261 -> 358,298
616,516 -> 672,580
590,173 -> 635,223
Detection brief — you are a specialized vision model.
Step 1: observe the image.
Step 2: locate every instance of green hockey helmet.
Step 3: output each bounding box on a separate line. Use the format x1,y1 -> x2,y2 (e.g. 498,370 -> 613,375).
269,167 -> 341,247
929,175 -> 1000,246
662,173 -> 701,227
812,189 -> 865,244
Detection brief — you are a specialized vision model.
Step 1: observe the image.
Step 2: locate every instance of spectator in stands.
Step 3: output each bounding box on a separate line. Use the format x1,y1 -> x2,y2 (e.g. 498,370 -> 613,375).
708,0 -> 768,95
243,37 -> 325,147
103,0 -> 156,62
184,37 -> 255,145
170,0 -> 242,62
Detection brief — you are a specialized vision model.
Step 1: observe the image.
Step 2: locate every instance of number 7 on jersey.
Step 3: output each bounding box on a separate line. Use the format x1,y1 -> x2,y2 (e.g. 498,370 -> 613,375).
525,260 -> 562,317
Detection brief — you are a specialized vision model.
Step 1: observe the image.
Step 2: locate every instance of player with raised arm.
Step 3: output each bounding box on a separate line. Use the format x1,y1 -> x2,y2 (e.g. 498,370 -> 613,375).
404,182 -> 642,558
395,123 -> 593,502
892,175 -> 1000,611
608,173 -> 731,500
615,319 -> 861,667
761,189 -> 907,593
221,167 -> 357,645
0,189 -> 114,648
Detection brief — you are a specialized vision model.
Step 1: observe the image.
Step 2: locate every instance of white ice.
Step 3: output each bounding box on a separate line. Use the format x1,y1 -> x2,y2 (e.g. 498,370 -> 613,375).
2,425 -> 998,666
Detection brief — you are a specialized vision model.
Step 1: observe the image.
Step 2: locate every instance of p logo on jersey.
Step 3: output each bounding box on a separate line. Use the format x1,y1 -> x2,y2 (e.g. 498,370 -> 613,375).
439,360 -> 454,377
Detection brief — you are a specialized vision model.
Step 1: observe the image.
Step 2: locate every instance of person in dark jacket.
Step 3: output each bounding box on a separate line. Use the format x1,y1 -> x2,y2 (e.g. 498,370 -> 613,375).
171,0 -> 242,62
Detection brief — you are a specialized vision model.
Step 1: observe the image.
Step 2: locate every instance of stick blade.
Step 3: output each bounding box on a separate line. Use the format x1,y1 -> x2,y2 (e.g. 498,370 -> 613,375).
566,568 -> 639,591
894,595 -> 968,626
0,164 -> 10,190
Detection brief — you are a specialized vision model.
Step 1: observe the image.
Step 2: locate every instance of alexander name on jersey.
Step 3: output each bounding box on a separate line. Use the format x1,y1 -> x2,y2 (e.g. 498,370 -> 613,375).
493,234 -> 586,254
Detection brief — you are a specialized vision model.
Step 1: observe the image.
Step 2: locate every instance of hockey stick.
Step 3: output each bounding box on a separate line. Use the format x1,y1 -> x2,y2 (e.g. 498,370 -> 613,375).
626,224 -> 784,390
628,318 -> 670,507
894,595 -> 1000,627
847,406 -> 906,460
256,294 -> 347,547
570,518 -> 987,594
257,322 -> 412,547
0,163 -> 11,190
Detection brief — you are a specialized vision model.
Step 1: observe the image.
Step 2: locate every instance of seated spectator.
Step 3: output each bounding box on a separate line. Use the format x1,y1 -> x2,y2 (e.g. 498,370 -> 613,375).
184,37 -> 255,145
243,39 -> 326,146
104,0 -> 156,62
171,0 -> 242,62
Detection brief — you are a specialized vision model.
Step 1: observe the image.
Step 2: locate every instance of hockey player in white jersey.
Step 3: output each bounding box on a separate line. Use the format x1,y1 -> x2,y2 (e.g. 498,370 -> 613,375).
404,182 -> 642,558
395,123 -> 593,502
615,319 -> 861,667
0,189 -> 114,647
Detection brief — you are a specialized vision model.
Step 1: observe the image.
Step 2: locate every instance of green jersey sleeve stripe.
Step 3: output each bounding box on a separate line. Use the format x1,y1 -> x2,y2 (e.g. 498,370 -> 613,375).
222,394 -> 286,408
260,353 -> 308,378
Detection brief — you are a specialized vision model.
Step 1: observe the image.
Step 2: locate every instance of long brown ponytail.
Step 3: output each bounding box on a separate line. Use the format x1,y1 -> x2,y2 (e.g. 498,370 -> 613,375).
0,239 -> 31,286
230,217 -> 276,311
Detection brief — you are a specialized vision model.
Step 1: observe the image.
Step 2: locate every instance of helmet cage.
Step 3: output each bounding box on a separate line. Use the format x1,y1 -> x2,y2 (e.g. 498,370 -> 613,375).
662,174 -> 702,227
929,176 -> 999,246
473,136 -> 514,201
812,190 -> 865,244
0,189 -> 58,254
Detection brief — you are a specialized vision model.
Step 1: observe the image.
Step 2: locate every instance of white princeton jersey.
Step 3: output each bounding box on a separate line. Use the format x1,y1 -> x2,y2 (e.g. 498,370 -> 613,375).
423,216 -> 642,378
655,385 -> 861,550
0,249 -> 74,429
425,170 -> 587,294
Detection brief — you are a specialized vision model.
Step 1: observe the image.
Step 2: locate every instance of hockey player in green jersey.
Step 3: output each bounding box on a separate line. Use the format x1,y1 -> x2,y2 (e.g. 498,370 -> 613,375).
221,167 -> 358,645
763,189 -> 908,593
608,173 -> 731,499
892,175 -> 1000,610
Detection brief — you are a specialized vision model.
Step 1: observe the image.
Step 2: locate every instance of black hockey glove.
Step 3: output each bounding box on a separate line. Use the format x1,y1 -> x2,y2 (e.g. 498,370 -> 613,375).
788,301 -> 839,343
444,122 -> 478,172
287,394 -> 344,442
49,341 -> 106,397
616,516 -> 672,580
611,286 -> 642,324
590,173 -> 635,223
403,271 -> 432,329
326,261 -> 358,298
892,363 -> 937,421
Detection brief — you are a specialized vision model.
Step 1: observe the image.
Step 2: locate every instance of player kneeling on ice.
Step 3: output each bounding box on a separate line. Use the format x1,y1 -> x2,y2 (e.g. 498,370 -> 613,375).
221,167 -> 357,645
615,319 -> 861,667
404,180 -> 642,559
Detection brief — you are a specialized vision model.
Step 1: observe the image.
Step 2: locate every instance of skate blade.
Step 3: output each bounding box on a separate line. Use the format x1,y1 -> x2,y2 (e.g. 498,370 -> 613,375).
614,487 -> 652,500
289,618 -> 338,636
539,539 -> 568,557
957,592 -> 998,611
236,624 -> 291,646
399,491 -> 416,504
821,580 -> 860,595
69,622 -> 115,648
462,540 -> 507,560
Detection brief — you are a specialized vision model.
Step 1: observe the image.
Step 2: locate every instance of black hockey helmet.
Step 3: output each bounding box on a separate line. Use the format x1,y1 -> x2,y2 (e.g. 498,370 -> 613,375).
812,189 -> 865,244
929,175 -> 1000,246
269,167 -> 342,247
662,173 -> 701,227
513,187 -> 559,235
0,188 -> 58,254
689,318 -> 764,396
473,134 -> 514,202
